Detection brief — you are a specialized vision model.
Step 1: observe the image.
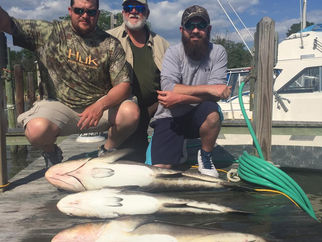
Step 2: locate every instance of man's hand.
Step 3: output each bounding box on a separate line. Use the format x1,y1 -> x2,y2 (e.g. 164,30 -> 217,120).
208,84 -> 232,100
157,90 -> 182,108
77,101 -> 105,130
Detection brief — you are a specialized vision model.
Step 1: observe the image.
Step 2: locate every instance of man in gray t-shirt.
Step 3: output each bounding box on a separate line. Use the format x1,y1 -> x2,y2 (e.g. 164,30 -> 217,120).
147,5 -> 231,177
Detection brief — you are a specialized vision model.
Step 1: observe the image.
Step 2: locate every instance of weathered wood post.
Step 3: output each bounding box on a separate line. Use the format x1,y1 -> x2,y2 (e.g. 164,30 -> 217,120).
14,64 -> 24,117
253,17 -> 275,161
13,64 -> 27,157
27,72 -> 36,109
0,32 -> 8,192
4,47 -> 16,130
35,61 -> 43,100
110,13 -> 115,29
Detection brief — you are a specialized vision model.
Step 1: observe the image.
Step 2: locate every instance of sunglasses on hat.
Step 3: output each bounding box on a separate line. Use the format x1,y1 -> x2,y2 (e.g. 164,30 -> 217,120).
184,21 -> 208,31
72,7 -> 98,17
123,5 -> 146,13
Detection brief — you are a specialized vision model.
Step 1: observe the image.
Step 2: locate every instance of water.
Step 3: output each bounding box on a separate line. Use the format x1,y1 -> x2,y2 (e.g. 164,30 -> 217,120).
285,168 -> 322,220
6,145 -> 42,179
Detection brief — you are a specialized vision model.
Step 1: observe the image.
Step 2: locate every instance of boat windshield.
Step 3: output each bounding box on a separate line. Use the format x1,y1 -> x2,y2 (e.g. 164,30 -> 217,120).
279,66 -> 322,93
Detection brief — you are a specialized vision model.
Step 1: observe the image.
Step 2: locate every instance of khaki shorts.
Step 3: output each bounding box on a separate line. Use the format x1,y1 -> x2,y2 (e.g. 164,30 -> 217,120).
17,97 -> 137,136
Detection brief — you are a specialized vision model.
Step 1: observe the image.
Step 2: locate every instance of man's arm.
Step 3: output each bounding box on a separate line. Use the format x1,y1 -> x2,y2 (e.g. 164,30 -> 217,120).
0,6 -> 13,34
159,44 -> 230,108
157,90 -> 204,108
173,83 -> 231,100
172,44 -> 230,101
77,82 -> 131,130
158,81 -> 231,108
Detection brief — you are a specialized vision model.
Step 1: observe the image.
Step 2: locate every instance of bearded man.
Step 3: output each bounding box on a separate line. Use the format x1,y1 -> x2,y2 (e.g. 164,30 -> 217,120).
108,0 -> 168,161
148,5 -> 231,177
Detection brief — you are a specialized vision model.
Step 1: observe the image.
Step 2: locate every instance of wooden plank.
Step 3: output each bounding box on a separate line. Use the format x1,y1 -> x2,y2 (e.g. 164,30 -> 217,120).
6,127 -> 25,136
0,32 -> 8,191
26,72 -> 36,109
253,17 -> 275,161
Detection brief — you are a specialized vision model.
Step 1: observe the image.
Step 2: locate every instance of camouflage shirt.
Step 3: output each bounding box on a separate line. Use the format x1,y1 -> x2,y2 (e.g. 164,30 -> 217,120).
11,18 -> 131,109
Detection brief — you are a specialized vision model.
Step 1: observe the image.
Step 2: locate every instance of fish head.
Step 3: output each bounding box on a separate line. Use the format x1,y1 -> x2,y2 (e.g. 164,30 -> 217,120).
52,217 -> 152,242
52,223 -> 105,242
57,189 -> 123,218
57,189 -> 161,219
45,158 -> 91,192
45,148 -> 136,192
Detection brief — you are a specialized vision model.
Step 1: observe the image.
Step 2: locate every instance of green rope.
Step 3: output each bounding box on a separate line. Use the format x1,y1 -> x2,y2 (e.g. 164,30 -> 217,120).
237,81 -> 317,221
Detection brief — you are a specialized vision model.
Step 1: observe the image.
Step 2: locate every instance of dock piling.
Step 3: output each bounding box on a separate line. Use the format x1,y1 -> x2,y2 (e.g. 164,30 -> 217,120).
27,72 -> 36,109
14,64 -> 25,117
253,17 -> 275,161
0,32 -> 8,192
5,47 -> 16,131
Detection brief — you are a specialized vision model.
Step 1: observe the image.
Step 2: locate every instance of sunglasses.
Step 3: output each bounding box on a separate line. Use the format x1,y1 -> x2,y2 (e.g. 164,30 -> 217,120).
72,7 -> 98,17
184,21 -> 208,31
123,5 -> 146,13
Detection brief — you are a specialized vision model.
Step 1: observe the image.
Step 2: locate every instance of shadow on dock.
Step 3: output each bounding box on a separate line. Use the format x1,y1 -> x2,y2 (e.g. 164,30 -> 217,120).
6,168 -> 46,191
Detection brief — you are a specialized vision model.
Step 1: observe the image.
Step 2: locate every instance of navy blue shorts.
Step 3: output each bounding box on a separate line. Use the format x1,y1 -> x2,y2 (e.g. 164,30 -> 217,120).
149,101 -> 222,165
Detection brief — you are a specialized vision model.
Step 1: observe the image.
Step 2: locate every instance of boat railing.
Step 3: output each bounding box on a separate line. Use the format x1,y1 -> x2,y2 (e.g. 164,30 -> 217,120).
313,37 -> 322,52
224,67 -> 251,103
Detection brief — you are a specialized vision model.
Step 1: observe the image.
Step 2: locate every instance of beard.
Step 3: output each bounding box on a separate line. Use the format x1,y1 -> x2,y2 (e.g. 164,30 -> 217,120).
71,18 -> 96,36
123,14 -> 147,31
182,30 -> 210,61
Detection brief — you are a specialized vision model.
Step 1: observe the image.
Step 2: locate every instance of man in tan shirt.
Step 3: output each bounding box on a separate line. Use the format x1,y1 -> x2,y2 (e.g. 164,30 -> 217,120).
108,0 -> 169,161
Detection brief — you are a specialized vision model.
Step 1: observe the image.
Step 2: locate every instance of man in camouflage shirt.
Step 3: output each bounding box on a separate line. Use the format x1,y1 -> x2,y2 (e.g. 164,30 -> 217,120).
0,0 -> 140,167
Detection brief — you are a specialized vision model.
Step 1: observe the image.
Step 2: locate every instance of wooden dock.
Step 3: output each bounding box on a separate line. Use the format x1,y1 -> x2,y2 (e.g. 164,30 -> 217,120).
1,134 -> 322,242
0,134 -> 106,242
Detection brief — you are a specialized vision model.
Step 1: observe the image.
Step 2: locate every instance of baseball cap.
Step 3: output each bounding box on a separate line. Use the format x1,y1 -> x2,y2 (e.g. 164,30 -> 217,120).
181,5 -> 210,26
122,0 -> 148,5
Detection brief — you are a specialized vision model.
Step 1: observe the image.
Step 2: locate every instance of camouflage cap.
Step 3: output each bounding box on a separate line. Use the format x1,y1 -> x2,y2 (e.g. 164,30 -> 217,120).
122,0 -> 148,5
181,5 -> 210,26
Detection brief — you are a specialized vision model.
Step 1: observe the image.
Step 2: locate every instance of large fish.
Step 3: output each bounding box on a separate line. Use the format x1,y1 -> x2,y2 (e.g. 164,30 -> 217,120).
57,188 -> 248,219
52,216 -> 267,242
45,149 -> 239,192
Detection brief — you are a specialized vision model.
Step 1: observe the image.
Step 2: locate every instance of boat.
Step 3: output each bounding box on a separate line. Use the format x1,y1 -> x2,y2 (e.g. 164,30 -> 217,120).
219,2 -> 322,127
214,0 -> 322,170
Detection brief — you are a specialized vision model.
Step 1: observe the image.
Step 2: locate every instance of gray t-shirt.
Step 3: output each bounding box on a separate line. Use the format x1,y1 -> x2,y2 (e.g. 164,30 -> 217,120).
153,42 -> 227,120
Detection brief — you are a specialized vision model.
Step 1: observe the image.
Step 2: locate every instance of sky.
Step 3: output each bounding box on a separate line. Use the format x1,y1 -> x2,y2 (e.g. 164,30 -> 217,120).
2,0 -> 322,50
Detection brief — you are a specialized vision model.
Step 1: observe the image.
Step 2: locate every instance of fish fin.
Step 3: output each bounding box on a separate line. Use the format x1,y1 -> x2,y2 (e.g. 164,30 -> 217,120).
182,170 -> 223,182
99,148 -> 136,163
91,168 -> 115,178
116,186 -> 142,192
107,216 -> 153,231
156,173 -> 184,179
185,201 -> 253,214
163,201 -> 252,214
103,196 -> 123,207
162,202 -> 189,208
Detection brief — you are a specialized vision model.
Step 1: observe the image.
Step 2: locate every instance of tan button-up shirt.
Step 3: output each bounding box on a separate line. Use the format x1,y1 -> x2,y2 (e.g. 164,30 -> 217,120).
107,23 -> 169,71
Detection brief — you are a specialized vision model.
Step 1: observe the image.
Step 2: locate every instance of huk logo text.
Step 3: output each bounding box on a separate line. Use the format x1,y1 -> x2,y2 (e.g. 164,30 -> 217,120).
67,49 -> 98,69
